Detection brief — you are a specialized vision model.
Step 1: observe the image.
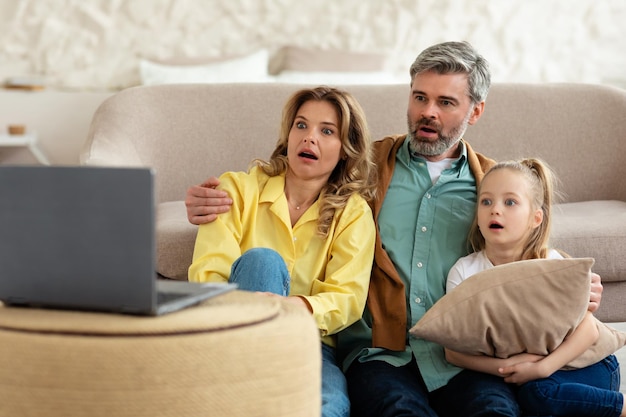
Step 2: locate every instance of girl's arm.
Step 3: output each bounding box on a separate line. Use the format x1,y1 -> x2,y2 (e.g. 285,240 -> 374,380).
445,349 -> 543,376
499,311 -> 599,384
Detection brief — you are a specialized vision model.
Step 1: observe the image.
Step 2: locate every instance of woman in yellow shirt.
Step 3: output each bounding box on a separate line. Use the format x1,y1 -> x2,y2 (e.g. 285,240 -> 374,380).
189,86 -> 377,417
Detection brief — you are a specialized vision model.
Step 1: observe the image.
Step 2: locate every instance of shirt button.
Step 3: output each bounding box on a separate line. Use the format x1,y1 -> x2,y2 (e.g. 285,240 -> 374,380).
421,226 -> 427,232
293,237 -> 297,241
426,193 -> 431,199
417,262 -> 423,268
415,297 -> 422,304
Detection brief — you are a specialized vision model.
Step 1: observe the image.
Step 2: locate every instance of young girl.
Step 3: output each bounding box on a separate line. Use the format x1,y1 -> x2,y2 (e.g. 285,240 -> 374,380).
188,86 -> 377,417
445,158 -> 624,417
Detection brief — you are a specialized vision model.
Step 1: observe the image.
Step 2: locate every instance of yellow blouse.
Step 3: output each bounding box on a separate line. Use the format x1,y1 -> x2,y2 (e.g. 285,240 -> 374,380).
189,166 -> 375,345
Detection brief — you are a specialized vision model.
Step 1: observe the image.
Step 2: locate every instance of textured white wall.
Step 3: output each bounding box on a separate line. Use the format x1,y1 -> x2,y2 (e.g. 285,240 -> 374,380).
0,0 -> 624,90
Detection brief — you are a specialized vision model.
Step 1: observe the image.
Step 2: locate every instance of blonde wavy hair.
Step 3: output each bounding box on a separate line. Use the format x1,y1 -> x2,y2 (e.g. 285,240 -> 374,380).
467,158 -> 560,260
252,86 -> 377,238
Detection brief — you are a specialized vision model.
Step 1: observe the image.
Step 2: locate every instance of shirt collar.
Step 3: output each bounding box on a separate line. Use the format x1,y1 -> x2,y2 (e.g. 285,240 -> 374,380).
259,171 -> 286,204
401,138 -> 468,169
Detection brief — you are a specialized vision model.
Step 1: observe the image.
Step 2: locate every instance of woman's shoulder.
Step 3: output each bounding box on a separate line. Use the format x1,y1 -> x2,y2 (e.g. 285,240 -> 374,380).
344,192 -> 374,213
332,193 -> 374,230
216,168 -> 279,206
219,166 -> 271,188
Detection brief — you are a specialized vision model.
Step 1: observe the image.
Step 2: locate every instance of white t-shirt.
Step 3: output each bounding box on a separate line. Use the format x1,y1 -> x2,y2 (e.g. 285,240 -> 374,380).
426,158 -> 455,185
446,249 -> 563,293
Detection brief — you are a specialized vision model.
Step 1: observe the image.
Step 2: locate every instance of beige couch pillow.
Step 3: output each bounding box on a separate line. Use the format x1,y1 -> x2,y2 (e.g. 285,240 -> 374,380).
409,258 -> 626,369
270,45 -> 389,74
269,46 -> 402,85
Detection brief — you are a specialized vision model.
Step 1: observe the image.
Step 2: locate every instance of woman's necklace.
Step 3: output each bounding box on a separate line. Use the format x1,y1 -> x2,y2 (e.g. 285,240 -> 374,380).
287,197 -> 315,211
288,200 -> 303,210
285,180 -> 318,212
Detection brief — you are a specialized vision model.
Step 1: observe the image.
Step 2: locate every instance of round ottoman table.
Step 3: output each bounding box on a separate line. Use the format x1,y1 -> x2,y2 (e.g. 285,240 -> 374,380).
0,291 -> 321,417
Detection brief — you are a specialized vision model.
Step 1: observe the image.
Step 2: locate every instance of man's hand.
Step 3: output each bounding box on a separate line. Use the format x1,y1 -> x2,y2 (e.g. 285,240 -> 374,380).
185,177 -> 233,225
588,272 -> 603,313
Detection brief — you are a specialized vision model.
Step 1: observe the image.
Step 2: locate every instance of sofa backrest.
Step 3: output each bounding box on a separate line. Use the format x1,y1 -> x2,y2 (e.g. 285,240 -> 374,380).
465,83 -> 626,203
81,82 -> 626,204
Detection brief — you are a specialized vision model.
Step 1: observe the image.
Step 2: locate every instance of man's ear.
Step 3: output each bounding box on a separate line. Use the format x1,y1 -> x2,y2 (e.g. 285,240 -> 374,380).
468,101 -> 485,126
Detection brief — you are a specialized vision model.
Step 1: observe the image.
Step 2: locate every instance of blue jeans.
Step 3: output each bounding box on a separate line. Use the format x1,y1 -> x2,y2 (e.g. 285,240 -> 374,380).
230,247 -> 290,295
346,357 -> 520,417
517,354 -> 623,417
322,343 -> 351,417
230,248 -> 350,417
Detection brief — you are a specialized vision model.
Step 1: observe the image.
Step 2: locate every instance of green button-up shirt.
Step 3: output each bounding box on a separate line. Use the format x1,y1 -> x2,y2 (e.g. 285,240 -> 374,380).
346,139 -> 478,391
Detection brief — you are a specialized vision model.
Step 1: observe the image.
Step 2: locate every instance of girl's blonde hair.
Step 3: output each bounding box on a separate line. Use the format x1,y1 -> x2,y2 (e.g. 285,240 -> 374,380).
468,158 -> 560,260
252,86 -> 377,237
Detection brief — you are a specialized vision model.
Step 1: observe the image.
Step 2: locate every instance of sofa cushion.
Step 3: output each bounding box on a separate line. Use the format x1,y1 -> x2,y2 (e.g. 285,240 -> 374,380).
158,199 -> 626,285
270,45 -> 389,74
270,46 -> 401,84
273,70 -> 402,85
157,201 -> 197,280
552,200 -> 626,283
409,258 -> 626,369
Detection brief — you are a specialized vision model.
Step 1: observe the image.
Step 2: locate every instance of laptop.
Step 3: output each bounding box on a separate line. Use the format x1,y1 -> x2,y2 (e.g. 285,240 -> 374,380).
0,165 -> 236,315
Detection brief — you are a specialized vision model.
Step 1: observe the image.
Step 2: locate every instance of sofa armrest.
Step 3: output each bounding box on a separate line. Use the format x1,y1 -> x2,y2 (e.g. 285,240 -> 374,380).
80,97 -> 145,167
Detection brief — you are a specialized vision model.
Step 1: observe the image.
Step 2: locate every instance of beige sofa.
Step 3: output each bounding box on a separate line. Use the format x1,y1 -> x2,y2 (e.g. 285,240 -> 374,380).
80,82 -> 626,323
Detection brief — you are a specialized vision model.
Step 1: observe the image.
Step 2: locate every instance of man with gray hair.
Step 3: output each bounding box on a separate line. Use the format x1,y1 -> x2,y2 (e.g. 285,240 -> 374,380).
336,40 -> 519,416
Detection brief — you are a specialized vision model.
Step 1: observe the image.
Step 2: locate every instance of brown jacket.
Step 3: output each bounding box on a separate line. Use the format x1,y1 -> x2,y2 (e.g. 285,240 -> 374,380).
368,135 -> 495,351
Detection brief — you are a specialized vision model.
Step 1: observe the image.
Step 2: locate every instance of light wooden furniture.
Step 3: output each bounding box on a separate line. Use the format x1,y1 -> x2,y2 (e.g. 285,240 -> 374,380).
0,132 -> 49,165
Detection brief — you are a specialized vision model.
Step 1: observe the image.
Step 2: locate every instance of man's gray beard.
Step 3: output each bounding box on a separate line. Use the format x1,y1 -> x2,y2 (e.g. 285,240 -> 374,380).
408,130 -> 461,156
407,109 -> 472,157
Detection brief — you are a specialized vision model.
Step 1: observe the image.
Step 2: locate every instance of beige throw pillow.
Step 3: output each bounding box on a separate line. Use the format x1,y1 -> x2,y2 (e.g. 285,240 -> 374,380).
270,46 -> 389,74
269,46 -> 401,84
409,258 -> 626,369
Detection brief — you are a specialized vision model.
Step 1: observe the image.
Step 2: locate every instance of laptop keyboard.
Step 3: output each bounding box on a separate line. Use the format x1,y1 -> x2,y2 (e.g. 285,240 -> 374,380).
157,291 -> 188,304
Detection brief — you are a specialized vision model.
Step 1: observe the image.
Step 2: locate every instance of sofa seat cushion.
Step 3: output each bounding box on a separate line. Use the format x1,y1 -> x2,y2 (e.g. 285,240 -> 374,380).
0,291 -> 321,417
552,200 -> 626,282
157,199 -> 626,284
157,200 -> 197,280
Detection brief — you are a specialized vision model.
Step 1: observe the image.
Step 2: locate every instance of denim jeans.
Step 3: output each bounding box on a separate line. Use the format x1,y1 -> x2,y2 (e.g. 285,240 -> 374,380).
322,343 -> 351,417
346,357 -> 520,417
229,248 -> 350,417
517,354 -> 623,417
230,247 -> 290,295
